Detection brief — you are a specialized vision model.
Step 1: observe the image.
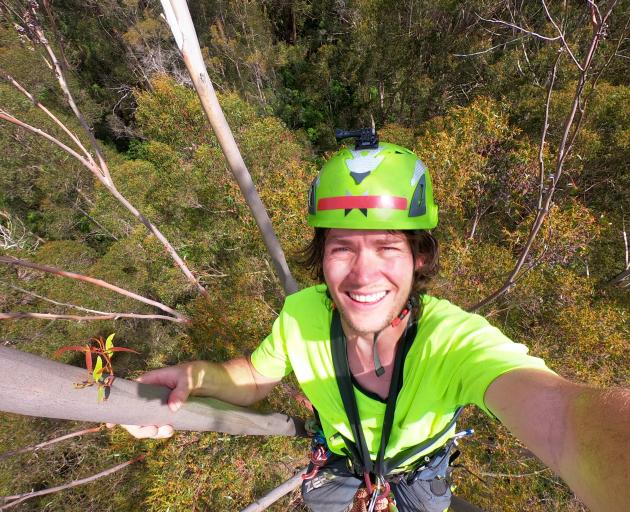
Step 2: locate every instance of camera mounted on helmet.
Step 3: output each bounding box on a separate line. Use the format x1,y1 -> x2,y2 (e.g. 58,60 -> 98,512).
335,127 -> 379,150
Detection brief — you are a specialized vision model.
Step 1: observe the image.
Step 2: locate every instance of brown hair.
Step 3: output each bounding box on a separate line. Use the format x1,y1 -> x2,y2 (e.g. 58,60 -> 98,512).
301,228 -> 439,301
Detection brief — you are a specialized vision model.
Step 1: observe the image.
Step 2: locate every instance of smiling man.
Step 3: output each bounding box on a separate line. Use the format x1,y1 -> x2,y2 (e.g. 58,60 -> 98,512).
119,140 -> 629,512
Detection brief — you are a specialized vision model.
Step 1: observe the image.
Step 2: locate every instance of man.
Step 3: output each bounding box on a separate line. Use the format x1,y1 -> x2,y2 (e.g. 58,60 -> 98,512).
119,140 -> 629,512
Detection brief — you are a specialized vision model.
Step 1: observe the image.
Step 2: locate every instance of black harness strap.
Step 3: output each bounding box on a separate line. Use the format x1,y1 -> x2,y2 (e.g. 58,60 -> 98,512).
330,308 -> 418,477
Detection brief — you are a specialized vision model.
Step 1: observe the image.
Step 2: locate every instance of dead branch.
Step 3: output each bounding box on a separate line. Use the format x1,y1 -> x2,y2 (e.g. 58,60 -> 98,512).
0,454 -> 145,510
0,312 -> 184,322
160,0 -> 298,296
0,426 -> 102,462
0,6 -> 210,299
0,255 -> 188,322
240,471 -> 304,512
3,282 -> 179,322
469,3 -> 618,312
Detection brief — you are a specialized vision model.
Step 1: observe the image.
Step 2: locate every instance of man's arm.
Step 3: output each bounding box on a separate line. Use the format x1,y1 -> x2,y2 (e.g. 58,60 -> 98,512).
113,356 -> 283,439
485,369 -> 630,512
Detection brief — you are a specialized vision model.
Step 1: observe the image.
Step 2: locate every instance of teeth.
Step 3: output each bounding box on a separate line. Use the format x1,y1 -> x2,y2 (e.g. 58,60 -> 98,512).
348,291 -> 387,303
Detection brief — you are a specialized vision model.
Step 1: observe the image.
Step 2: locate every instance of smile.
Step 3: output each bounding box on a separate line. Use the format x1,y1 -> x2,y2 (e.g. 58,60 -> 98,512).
347,291 -> 388,304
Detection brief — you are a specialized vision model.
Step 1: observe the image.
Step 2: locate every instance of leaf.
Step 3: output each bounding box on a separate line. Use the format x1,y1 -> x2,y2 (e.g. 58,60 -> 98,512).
85,346 -> 93,373
105,333 -> 115,357
108,347 -> 140,354
92,356 -> 103,382
53,345 -> 88,358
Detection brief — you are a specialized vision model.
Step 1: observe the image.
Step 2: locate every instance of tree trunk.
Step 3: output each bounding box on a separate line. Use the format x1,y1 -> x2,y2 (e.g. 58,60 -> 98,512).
0,346 -> 305,437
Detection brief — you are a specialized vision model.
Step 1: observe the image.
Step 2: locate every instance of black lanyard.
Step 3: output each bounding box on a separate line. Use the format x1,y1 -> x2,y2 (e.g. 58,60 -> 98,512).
330,308 -> 417,476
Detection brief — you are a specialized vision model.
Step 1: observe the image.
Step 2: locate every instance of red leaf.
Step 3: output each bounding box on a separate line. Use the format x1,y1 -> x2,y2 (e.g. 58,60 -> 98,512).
85,348 -> 93,373
108,347 -> 140,354
53,346 -> 89,358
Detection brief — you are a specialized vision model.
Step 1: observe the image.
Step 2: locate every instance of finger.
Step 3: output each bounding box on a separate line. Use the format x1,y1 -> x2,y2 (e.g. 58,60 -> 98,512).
167,386 -> 190,412
121,424 -> 159,439
105,422 -> 115,429
154,425 -> 175,439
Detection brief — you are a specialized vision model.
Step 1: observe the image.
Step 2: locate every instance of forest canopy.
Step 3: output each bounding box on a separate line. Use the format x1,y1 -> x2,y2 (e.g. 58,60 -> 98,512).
0,0 -> 628,510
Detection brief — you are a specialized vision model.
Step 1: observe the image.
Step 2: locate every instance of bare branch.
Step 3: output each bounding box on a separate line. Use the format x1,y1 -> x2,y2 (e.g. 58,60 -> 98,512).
0,72 -> 95,166
541,0 -> 583,70
0,110 -> 97,172
476,15 -> 561,42
1,5 -> 210,299
480,468 -> 552,479
240,471 -> 304,512
469,3 -> 618,311
32,3 -> 111,184
0,312 -> 184,323
160,0 -> 298,296
0,256 -> 187,322
538,53 -> 560,210
0,426 -> 102,462
452,36 -> 524,57
0,455 -> 145,510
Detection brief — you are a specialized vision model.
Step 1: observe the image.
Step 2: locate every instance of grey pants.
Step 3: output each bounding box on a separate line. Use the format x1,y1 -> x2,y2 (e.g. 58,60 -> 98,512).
301,456 -> 452,512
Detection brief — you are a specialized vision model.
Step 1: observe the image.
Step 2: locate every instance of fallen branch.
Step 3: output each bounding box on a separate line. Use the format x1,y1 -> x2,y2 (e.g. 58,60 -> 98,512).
0,426 -> 102,462
0,256 -> 187,323
0,454 -> 145,510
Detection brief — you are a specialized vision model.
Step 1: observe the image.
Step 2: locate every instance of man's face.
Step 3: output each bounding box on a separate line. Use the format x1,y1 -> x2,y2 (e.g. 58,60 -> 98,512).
323,229 -> 416,337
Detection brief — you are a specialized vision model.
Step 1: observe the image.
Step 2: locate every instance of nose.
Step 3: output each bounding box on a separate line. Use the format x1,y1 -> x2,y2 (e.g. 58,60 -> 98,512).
347,248 -> 379,286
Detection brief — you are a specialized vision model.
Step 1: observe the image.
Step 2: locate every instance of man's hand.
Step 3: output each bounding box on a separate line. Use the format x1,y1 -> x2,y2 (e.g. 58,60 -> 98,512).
107,363 -> 199,439
108,357 -> 282,439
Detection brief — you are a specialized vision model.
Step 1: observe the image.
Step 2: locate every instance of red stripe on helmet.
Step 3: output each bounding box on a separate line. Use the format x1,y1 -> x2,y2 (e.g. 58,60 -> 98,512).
317,195 -> 408,211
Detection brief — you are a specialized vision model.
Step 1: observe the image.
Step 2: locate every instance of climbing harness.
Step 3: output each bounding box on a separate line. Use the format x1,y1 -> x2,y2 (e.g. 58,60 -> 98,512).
330,307 -> 469,510
302,417 -> 332,481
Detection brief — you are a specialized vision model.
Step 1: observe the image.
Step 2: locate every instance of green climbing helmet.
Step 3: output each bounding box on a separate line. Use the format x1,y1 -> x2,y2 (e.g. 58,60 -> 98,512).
307,142 -> 438,230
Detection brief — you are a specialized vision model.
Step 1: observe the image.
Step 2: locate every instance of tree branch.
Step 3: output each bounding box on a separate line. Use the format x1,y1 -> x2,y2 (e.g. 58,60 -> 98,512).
0,426 -> 102,462
160,0 -> 298,296
0,72 -> 95,166
1,4 -> 210,299
469,3 -> 618,312
541,0 -> 583,70
240,471 -> 304,512
0,455 -> 145,510
0,256 -> 187,322
0,312 -> 184,323
538,53 -> 560,211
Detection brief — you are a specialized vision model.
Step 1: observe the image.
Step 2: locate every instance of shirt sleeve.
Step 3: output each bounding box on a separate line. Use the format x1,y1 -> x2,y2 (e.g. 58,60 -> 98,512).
250,308 -> 294,379
424,299 -> 556,417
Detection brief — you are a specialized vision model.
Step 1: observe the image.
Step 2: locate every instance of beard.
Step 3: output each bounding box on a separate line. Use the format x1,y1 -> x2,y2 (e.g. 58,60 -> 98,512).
336,296 -> 405,337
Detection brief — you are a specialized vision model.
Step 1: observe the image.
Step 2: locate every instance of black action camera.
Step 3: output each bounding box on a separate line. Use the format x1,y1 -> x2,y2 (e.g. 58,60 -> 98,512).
335,128 -> 379,150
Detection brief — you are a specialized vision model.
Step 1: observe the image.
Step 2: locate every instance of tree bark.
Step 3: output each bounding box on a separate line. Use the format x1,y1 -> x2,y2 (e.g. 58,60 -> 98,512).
0,346 -> 305,437
160,0 -> 298,296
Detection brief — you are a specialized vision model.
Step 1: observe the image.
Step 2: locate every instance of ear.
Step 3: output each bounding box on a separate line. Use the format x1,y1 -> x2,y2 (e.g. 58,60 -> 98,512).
414,254 -> 425,271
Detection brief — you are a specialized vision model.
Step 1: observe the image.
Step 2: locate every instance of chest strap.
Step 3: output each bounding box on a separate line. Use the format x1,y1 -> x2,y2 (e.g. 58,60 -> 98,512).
330,309 -> 463,476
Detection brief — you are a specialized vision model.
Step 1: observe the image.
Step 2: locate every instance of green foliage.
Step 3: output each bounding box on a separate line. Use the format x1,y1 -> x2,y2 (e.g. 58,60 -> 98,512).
1,2 -> 629,510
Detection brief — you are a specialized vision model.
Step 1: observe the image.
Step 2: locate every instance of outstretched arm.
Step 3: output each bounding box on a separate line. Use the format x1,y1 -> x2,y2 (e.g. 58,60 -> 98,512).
485,369 -> 630,512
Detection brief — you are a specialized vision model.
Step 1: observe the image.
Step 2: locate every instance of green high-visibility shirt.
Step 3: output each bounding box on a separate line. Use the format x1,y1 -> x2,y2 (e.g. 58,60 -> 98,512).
251,285 -> 554,468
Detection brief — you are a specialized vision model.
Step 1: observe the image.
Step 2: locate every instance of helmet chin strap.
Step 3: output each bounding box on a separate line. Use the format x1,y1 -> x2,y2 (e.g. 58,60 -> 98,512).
372,300 -> 413,377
